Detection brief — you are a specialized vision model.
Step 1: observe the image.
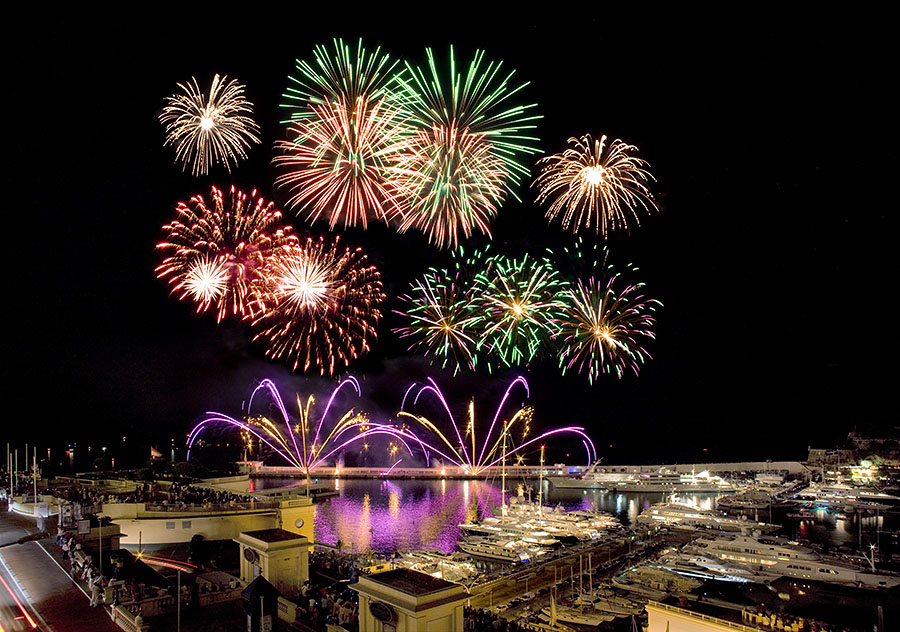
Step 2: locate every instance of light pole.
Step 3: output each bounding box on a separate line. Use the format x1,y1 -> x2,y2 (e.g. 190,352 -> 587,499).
177,569 -> 181,632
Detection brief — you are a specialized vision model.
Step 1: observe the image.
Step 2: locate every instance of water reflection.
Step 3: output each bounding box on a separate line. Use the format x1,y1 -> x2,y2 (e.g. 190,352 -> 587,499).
256,477 -> 728,555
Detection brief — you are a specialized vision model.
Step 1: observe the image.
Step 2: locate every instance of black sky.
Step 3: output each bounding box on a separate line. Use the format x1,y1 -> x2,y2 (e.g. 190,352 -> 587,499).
8,16 -> 897,466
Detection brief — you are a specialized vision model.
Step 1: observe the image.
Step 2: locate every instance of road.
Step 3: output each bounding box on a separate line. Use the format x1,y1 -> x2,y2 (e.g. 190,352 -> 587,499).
0,504 -> 120,632
0,507 -> 43,631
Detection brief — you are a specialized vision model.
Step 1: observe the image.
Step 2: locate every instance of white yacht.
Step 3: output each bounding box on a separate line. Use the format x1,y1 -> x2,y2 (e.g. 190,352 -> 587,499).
458,518 -> 561,547
613,470 -> 733,493
547,462 -> 622,490
392,550 -> 479,583
457,536 -> 545,563
793,482 -> 898,511
637,498 -> 780,533
683,534 -> 900,588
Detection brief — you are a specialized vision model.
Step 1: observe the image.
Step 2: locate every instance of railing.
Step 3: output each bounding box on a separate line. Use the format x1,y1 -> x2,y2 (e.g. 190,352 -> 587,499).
110,605 -> 150,632
277,596 -> 298,623
647,601 -> 759,632
142,501 -> 279,513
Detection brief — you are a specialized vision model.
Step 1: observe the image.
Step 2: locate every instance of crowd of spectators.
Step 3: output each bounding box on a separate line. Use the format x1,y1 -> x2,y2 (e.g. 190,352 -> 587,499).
743,605 -> 862,632
57,525 -> 168,611
310,549 -> 362,583
289,549 -> 366,631
159,483 -> 253,507
464,607 -> 529,632
297,579 -> 359,631
45,481 -> 255,509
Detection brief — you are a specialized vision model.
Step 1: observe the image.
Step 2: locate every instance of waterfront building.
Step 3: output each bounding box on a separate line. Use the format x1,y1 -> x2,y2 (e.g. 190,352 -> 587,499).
103,493 -> 314,545
353,569 -> 469,632
235,528 -> 310,598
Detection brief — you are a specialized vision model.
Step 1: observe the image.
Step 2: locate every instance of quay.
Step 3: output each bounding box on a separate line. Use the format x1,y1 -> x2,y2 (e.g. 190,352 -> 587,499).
241,459 -> 810,480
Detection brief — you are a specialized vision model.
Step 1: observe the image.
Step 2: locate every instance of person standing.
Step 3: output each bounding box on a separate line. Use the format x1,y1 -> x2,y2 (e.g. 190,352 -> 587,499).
90,579 -> 102,607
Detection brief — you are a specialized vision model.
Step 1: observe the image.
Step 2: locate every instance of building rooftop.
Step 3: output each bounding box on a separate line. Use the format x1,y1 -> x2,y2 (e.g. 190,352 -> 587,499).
241,528 -> 305,543
364,569 -> 459,597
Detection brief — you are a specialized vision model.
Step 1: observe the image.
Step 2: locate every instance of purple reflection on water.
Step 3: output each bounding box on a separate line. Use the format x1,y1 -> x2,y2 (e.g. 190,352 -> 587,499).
314,479 -> 503,554
253,478 -> 729,556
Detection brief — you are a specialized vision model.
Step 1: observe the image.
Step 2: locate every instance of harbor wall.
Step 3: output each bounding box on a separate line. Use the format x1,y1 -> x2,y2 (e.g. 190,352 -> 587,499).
240,460 -> 809,479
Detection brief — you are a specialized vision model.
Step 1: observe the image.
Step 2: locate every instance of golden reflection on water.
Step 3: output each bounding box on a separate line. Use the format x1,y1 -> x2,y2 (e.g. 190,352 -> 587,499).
389,488 -> 400,519
353,492 -> 371,551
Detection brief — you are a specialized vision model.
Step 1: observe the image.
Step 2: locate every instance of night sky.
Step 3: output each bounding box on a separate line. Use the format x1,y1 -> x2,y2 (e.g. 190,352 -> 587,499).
9,17 -> 896,467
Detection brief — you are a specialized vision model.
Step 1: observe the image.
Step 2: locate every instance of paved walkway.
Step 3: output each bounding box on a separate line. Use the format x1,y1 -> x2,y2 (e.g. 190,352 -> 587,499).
0,505 -> 120,632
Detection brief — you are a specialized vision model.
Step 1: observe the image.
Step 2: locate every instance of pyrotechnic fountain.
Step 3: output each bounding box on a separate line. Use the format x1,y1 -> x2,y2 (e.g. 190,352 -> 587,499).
393,376 -> 596,476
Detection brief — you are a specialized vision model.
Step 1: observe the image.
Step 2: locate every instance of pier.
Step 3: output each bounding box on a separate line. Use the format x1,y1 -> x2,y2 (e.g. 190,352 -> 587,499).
241,460 -> 810,480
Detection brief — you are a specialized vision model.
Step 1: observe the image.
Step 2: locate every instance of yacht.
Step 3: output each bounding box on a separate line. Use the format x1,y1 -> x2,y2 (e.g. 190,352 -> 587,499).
576,589 -> 643,616
659,552 -> 779,584
793,482 -> 898,511
458,518 -> 561,547
392,550 -> 479,583
717,486 -> 794,511
615,565 -> 701,596
457,536 -> 545,563
636,498 -> 780,533
683,533 -> 900,588
540,606 -> 615,626
547,461 -> 621,490
613,470 -> 733,493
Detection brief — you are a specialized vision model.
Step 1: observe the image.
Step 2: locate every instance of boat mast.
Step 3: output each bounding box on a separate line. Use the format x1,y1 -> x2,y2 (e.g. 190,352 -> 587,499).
538,445 -> 544,516
501,417 -> 508,516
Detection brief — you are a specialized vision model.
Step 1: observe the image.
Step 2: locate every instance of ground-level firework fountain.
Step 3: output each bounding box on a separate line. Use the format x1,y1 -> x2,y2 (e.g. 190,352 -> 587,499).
186,377 -> 415,487
187,376 -> 597,479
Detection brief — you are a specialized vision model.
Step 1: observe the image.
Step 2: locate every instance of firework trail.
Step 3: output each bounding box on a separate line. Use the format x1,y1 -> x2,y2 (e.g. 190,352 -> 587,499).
156,186 -> 298,322
534,134 -> 658,235
160,74 -> 260,176
251,234 -> 384,376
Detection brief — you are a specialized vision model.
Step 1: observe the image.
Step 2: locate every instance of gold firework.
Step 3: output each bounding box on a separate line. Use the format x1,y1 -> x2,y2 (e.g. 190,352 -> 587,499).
534,134 -> 658,235
251,235 -> 384,376
160,74 -> 261,176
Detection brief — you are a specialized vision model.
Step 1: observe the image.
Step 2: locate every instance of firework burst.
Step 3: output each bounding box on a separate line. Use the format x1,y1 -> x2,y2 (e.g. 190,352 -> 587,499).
160,74 -> 260,176
556,270 -> 661,381
390,48 -> 541,248
472,254 -> 569,368
251,234 -> 384,376
534,134 -> 658,235
156,186 -> 298,321
394,268 -> 481,374
391,126 -> 507,248
275,39 -> 413,229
